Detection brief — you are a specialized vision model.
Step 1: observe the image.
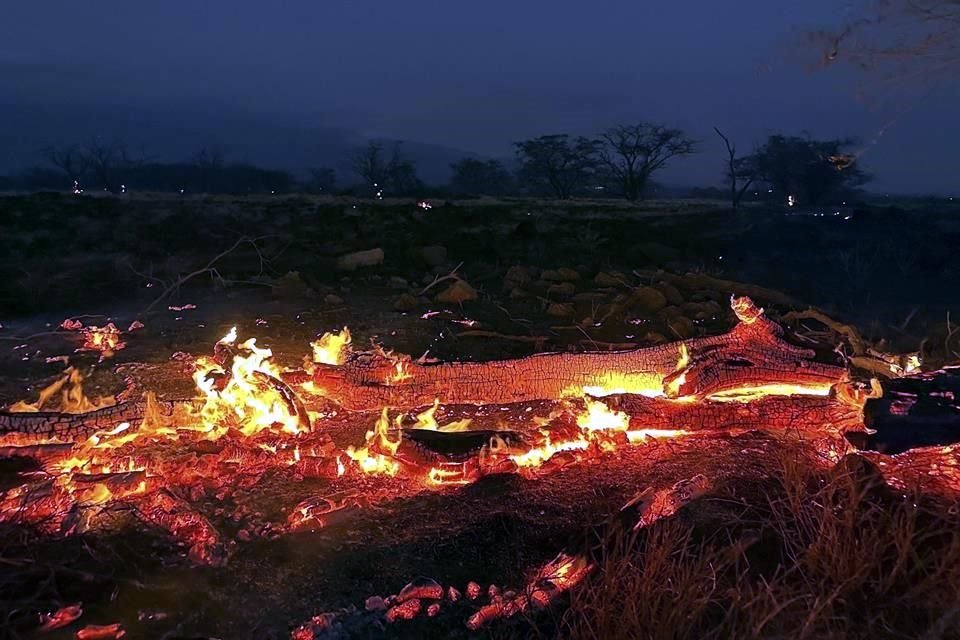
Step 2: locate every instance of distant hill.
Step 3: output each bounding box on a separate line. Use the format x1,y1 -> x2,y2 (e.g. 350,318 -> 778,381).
0,102 -> 480,185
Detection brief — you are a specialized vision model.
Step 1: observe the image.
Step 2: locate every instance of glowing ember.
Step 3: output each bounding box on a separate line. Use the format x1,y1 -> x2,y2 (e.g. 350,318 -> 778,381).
80,323 -> 125,355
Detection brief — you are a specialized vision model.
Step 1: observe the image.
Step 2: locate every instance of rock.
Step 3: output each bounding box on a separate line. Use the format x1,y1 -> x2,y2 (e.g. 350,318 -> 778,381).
631,286 -> 668,313
389,276 -> 408,290
546,303 -> 575,318
644,332 -> 670,344
635,242 -> 681,264
435,280 -> 478,304
323,294 -> 344,306
503,265 -> 532,288
509,287 -> 529,299
594,271 -> 625,288
337,248 -> 384,271
573,291 -> 607,303
547,282 -> 576,298
541,267 -> 580,282
393,293 -> 419,312
666,315 -> 695,338
271,271 -> 315,299
365,596 -> 388,611
682,301 -> 722,320
654,281 -> 684,306
420,245 -> 448,267
657,305 -> 684,320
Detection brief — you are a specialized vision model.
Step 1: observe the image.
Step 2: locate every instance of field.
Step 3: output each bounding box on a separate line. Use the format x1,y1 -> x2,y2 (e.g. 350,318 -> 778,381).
1,193 -> 959,639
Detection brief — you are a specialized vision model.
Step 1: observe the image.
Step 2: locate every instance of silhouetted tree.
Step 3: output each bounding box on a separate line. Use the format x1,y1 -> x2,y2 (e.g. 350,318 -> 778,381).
713,128 -> 757,211
350,142 -> 389,193
449,158 -> 513,196
84,139 -> 130,192
598,124 -> 696,200
514,134 -> 601,198
191,146 -> 226,192
384,143 -> 423,196
42,144 -> 88,189
307,167 -> 337,193
742,135 -> 870,205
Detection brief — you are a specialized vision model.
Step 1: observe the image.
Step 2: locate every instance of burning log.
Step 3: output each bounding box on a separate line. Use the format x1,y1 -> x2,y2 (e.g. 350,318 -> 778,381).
602,389 -> 868,440
308,297 -> 848,411
0,397 -> 183,443
130,489 -> 227,565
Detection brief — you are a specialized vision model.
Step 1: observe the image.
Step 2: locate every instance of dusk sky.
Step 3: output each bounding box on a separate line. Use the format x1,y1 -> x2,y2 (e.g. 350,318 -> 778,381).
2,1 -> 957,193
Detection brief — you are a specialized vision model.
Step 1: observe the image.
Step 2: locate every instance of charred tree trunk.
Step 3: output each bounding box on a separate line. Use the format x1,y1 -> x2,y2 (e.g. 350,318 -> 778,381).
307,297 -> 848,411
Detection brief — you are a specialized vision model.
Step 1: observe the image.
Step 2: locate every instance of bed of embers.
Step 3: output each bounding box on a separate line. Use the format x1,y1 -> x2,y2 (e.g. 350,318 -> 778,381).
2,296 -> 959,639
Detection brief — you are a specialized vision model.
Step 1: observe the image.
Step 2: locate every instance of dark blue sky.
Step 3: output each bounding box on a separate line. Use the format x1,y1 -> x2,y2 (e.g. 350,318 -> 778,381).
2,1 -> 957,193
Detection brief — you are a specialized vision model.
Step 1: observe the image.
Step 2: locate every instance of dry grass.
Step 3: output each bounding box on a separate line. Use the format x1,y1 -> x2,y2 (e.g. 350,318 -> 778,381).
559,454 -> 960,640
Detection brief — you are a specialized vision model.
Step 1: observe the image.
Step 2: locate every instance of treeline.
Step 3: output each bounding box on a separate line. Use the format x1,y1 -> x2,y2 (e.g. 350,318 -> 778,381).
0,125 -> 871,206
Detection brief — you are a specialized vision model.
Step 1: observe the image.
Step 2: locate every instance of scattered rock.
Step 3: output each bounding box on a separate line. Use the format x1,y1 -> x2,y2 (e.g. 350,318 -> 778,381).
271,271 -> 315,299
666,315 -> 695,338
323,294 -> 344,306
657,305 -> 684,320
509,287 -> 529,299
631,286 -> 668,313
337,248 -> 384,271
682,300 -> 722,320
503,265 -> 532,288
573,291 -> 607,303
420,245 -> 448,267
435,280 -> 478,304
541,267 -> 580,282
388,276 -> 408,290
546,303 -> 575,318
365,596 -> 387,612
393,293 -> 419,312
594,271 -> 625,288
644,331 -> 670,344
547,282 -> 576,298
654,281 -> 684,306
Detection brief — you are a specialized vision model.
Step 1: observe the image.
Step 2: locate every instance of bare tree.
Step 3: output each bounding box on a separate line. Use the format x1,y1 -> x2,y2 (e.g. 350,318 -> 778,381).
713,128 -> 756,212
191,146 -> 226,192
514,134 -> 601,199
598,124 -> 696,201
85,139 -> 130,192
42,144 -> 89,189
807,0 -> 960,81
350,141 -> 389,193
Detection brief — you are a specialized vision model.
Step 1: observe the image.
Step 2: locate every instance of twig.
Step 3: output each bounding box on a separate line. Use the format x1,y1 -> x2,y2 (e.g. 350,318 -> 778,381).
418,262 -> 464,296
136,236 -> 272,316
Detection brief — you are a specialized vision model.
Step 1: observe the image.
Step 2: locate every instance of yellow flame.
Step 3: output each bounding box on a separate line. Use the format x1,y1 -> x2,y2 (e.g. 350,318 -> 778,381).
311,328 -> 351,365
707,383 -> 833,403
7,368 -> 116,414
412,400 -> 472,433
576,398 -> 630,432
345,408 -> 402,475
192,334 -> 304,438
388,360 -> 413,384
510,433 -> 590,468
